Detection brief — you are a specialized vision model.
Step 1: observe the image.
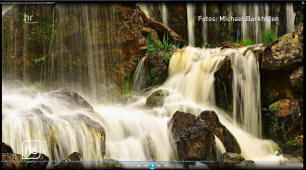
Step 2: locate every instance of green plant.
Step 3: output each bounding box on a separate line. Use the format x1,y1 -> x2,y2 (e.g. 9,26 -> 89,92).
239,38 -> 255,46
146,34 -> 174,54
164,53 -> 171,62
262,29 -> 277,45
34,56 -> 46,64
123,81 -> 131,94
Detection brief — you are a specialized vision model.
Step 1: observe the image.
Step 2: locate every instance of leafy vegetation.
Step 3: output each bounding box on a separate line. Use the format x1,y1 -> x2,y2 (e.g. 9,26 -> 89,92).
33,56 -> 46,64
238,38 -> 255,46
123,80 -> 131,94
262,29 -> 278,45
146,34 -> 174,62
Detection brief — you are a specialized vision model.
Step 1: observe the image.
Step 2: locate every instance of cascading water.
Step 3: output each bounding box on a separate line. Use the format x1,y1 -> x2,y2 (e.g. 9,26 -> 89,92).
254,3 -> 261,43
187,3 -> 195,46
132,57 -> 147,92
241,4 -> 248,39
161,3 -> 168,26
264,3 -> 271,30
2,5 -> 14,16
3,46 -> 294,168
202,4 -> 207,46
286,3 -> 295,33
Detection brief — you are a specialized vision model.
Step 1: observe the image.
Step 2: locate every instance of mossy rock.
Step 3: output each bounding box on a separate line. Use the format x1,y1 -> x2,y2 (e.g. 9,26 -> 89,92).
146,89 -> 169,107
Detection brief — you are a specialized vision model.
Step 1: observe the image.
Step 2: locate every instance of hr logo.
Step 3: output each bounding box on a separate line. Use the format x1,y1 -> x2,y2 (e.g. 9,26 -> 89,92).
21,140 -> 42,159
24,13 -> 38,24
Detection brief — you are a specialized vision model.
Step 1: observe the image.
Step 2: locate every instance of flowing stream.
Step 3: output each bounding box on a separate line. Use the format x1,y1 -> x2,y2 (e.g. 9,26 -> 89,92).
3,46 -> 299,168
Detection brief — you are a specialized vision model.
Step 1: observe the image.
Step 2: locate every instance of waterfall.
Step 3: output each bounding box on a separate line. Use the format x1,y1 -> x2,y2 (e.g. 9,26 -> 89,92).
231,46 -> 262,138
286,3 -> 295,33
187,3 -> 195,46
164,46 -> 285,161
132,57 -> 147,92
2,46 -> 295,168
264,3 -> 271,30
161,3 -> 168,26
202,4 -> 207,46
166,46 -> 262,138
137,3 -> 150,18
2,5 -> 14,16
254,3 -> 261,43
241,4 -> 248,39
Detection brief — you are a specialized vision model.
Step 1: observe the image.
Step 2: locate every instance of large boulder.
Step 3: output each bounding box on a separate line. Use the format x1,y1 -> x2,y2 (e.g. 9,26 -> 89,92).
211,152 -> 254,169
266,99 -> 303,157
55,152 -> 84,169
262,24 -> 303,70
2,142 -> 14,153
168,111 -> 216,163
75,114 -> 106,157
267,99 -> 303,140
1,153 -> 27,169
24,153 -> 49,169
50,89 -> 94,112
1,143 -> 49,169
199,110 -> 241,154
146,89 -> 169,107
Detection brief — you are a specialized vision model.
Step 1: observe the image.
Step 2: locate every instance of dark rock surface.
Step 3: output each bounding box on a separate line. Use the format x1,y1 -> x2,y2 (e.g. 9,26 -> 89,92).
144,52 -> 172,86
55,152 -> 84,169
199,110 -> 241,154
24,153 -> 49,169
214,56 -> 233,113
50,89 -> 94,111
146,89 -> 169,107
2,142 -> 14,153
168,111 -> 216,162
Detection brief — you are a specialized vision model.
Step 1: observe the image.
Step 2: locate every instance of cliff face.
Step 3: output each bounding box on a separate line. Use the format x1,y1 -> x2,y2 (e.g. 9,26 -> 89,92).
2,4 -> 181,102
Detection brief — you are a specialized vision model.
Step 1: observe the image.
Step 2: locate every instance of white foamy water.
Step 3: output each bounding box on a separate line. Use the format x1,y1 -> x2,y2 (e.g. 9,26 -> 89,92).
2,46 -> 301,168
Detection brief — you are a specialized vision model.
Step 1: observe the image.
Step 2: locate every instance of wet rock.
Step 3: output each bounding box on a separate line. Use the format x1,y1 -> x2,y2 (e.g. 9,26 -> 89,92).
24,153 -> 49,169
1,153 -> 27,169
268,99 -> 301,118
214,56 -> 233,113
267,99 -> 303,140
199,110 -> 241,154
101,159 -> 124,169
262,24 -> 303,70
145,52 -> 172,86
290,66 -> 303,91
168,111 -> 216,163
55,152 -> 84,169
212,152 -> 246,169
220,42 -> 243,49
2,142 -> 14,153
50,89 -> 94,112
75,114 -> 106,157
146,89 -> 169,107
